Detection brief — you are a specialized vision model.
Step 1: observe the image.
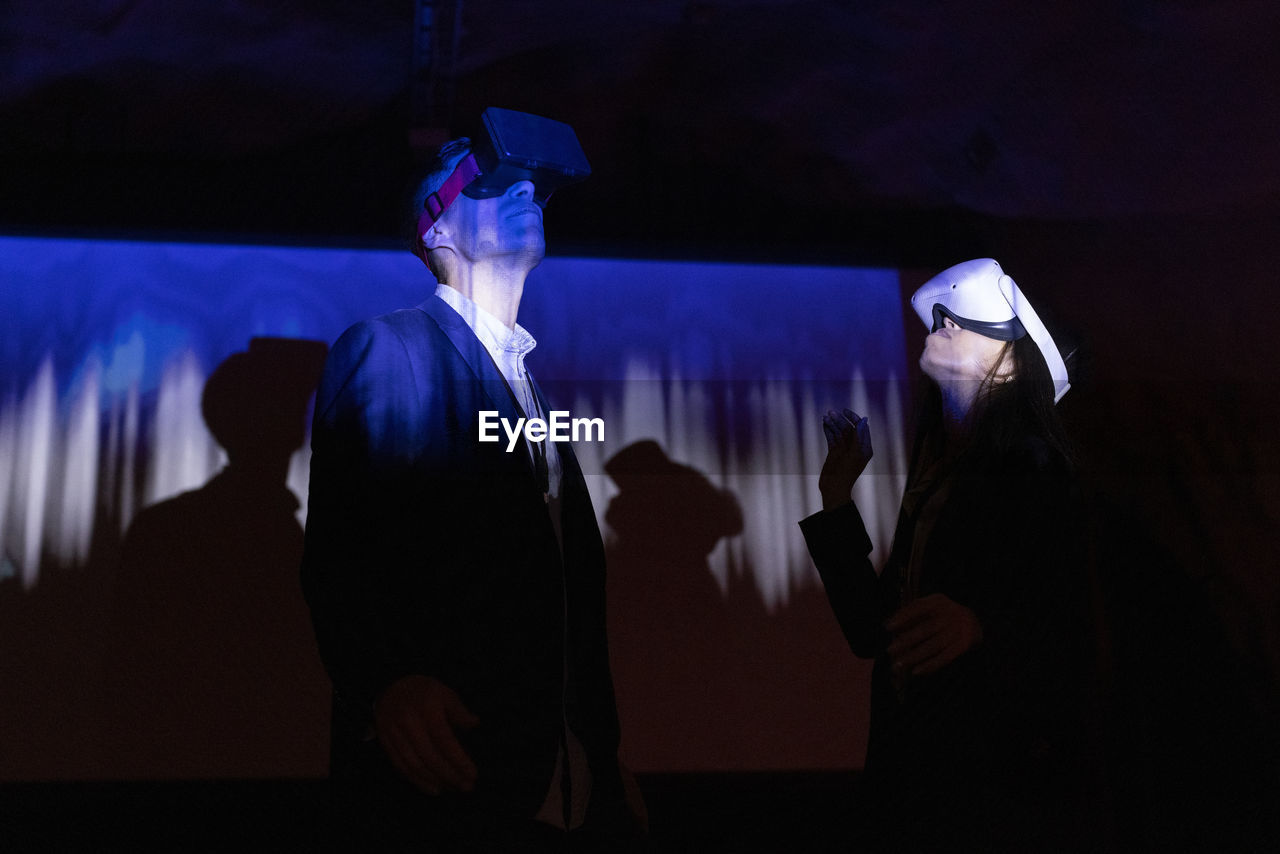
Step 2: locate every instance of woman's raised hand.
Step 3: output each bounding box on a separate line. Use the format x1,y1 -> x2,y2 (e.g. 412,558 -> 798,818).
819,408 -> 873,510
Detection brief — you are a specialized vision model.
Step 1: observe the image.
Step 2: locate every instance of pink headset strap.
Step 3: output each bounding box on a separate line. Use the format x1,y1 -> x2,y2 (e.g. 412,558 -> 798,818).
416,153 -> 482,238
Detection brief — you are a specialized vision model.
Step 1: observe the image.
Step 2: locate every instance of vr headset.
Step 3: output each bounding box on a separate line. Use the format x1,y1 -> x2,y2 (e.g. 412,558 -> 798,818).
910,258 -> 1071,403
417,107 -> 591,238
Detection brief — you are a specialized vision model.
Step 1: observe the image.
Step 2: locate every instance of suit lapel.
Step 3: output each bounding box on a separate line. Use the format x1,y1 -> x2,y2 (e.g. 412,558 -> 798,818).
530,374 -> 593,502
417,295 -> 536,476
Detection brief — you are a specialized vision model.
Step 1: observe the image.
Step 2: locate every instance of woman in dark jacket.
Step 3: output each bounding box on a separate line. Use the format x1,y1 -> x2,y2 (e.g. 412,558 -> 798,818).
800,259 -> 1098,852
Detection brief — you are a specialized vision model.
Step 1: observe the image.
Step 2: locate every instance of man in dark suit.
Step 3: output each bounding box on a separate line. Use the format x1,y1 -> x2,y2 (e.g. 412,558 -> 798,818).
300,125 -> 644,851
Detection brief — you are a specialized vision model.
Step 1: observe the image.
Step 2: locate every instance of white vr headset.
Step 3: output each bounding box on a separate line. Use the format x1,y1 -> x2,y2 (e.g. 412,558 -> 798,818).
910,258 -> 1071,403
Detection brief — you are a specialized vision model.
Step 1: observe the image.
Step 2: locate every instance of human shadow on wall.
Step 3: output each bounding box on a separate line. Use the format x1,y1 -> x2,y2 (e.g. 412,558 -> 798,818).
105,337 -> 331,779
604,440 -> 872,773
604,440 -> 741,772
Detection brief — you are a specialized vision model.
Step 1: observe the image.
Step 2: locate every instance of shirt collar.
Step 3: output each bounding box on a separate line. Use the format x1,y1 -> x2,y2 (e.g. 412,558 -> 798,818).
435,283 -> 537,360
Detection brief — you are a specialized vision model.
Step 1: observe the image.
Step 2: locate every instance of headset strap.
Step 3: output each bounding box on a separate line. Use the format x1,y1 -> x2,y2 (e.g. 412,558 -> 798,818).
416,153 -> 482,239
998,275 -> 1071,403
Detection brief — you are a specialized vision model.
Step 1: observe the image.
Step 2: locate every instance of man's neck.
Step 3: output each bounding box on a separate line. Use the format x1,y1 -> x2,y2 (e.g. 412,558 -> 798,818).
443,259 -> 531,329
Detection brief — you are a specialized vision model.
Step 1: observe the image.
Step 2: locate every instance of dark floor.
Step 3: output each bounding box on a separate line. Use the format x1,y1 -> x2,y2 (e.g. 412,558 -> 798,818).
1,773 -> 861,853
4,770 -> 1278,852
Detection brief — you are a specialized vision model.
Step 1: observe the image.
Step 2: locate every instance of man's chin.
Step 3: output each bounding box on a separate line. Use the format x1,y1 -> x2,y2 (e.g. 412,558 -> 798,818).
514,240 -> 546,268
472,237 -> 545,268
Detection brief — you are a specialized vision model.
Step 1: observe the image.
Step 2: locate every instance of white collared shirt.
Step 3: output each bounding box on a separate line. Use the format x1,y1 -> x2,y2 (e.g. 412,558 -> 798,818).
435,283 -> 562,499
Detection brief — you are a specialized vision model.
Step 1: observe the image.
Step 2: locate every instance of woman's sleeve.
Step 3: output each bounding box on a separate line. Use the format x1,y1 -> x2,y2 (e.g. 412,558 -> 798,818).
799,502 -> 889,658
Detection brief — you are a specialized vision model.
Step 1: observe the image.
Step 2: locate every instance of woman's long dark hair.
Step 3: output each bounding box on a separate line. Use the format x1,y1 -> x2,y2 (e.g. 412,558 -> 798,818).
908,335 -> 1075,478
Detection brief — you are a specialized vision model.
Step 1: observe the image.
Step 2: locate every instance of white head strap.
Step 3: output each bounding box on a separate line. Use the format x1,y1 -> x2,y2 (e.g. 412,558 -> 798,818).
997,272 -> 1070,403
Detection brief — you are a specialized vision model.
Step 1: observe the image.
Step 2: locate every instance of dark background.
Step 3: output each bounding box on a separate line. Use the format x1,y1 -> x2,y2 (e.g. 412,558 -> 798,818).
3,1 -> 1278,850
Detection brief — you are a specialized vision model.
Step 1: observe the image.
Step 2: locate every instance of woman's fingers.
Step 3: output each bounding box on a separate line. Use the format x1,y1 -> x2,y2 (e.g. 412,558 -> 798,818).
884,595 -> 941,633
380,719 -> 445,795
824,410 -> 862,446
823,419 -> 839,447
856,413 -> 873,460
892,631 -> 951,674
885,595 -> 983,676
819,409 -> 872,509
910,647 -> 959,677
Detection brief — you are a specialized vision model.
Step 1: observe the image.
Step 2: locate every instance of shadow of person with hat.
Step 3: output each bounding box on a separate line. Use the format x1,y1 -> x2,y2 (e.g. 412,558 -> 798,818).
106,337 -> 331,780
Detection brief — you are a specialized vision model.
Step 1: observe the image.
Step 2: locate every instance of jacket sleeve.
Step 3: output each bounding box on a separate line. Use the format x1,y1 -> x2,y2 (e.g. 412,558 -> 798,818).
299,318 -> 445,720
799,501 -> 892,658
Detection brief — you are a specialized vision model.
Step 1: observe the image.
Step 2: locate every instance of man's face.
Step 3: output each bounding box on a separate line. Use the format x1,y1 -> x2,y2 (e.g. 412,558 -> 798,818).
437,179 -> 546,268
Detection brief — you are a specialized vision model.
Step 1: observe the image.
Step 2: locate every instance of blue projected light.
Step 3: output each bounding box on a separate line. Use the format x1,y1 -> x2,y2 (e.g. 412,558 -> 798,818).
0,235 -> 908,600
520,256 -> 906,382
0,237 -> 428,398
0,233 -> 911,779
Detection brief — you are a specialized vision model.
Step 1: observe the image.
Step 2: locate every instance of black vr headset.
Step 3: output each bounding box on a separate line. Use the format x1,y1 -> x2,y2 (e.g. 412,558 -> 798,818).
417,107 -> 591,238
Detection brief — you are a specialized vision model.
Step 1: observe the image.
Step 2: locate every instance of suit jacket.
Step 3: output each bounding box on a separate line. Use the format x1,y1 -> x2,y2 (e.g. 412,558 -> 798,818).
800,434 -> 1097,848
300,295 -> 622,827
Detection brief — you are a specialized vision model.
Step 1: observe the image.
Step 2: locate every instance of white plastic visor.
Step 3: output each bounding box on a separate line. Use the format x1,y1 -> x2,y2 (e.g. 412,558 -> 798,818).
910,258 -> 1070,403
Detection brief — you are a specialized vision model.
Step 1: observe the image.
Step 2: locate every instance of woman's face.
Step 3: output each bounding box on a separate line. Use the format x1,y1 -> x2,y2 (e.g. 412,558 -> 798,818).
919,316 -> 1011,385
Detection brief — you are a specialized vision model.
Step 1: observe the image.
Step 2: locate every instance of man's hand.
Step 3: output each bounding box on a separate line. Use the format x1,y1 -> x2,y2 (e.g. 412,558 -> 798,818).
885,594 -> 983,678
819,408 -> 873,510
374,675 -> 480,795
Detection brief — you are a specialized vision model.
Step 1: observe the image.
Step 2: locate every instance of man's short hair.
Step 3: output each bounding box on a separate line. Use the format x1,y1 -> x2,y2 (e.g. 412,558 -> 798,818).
409,138 -> 472,271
